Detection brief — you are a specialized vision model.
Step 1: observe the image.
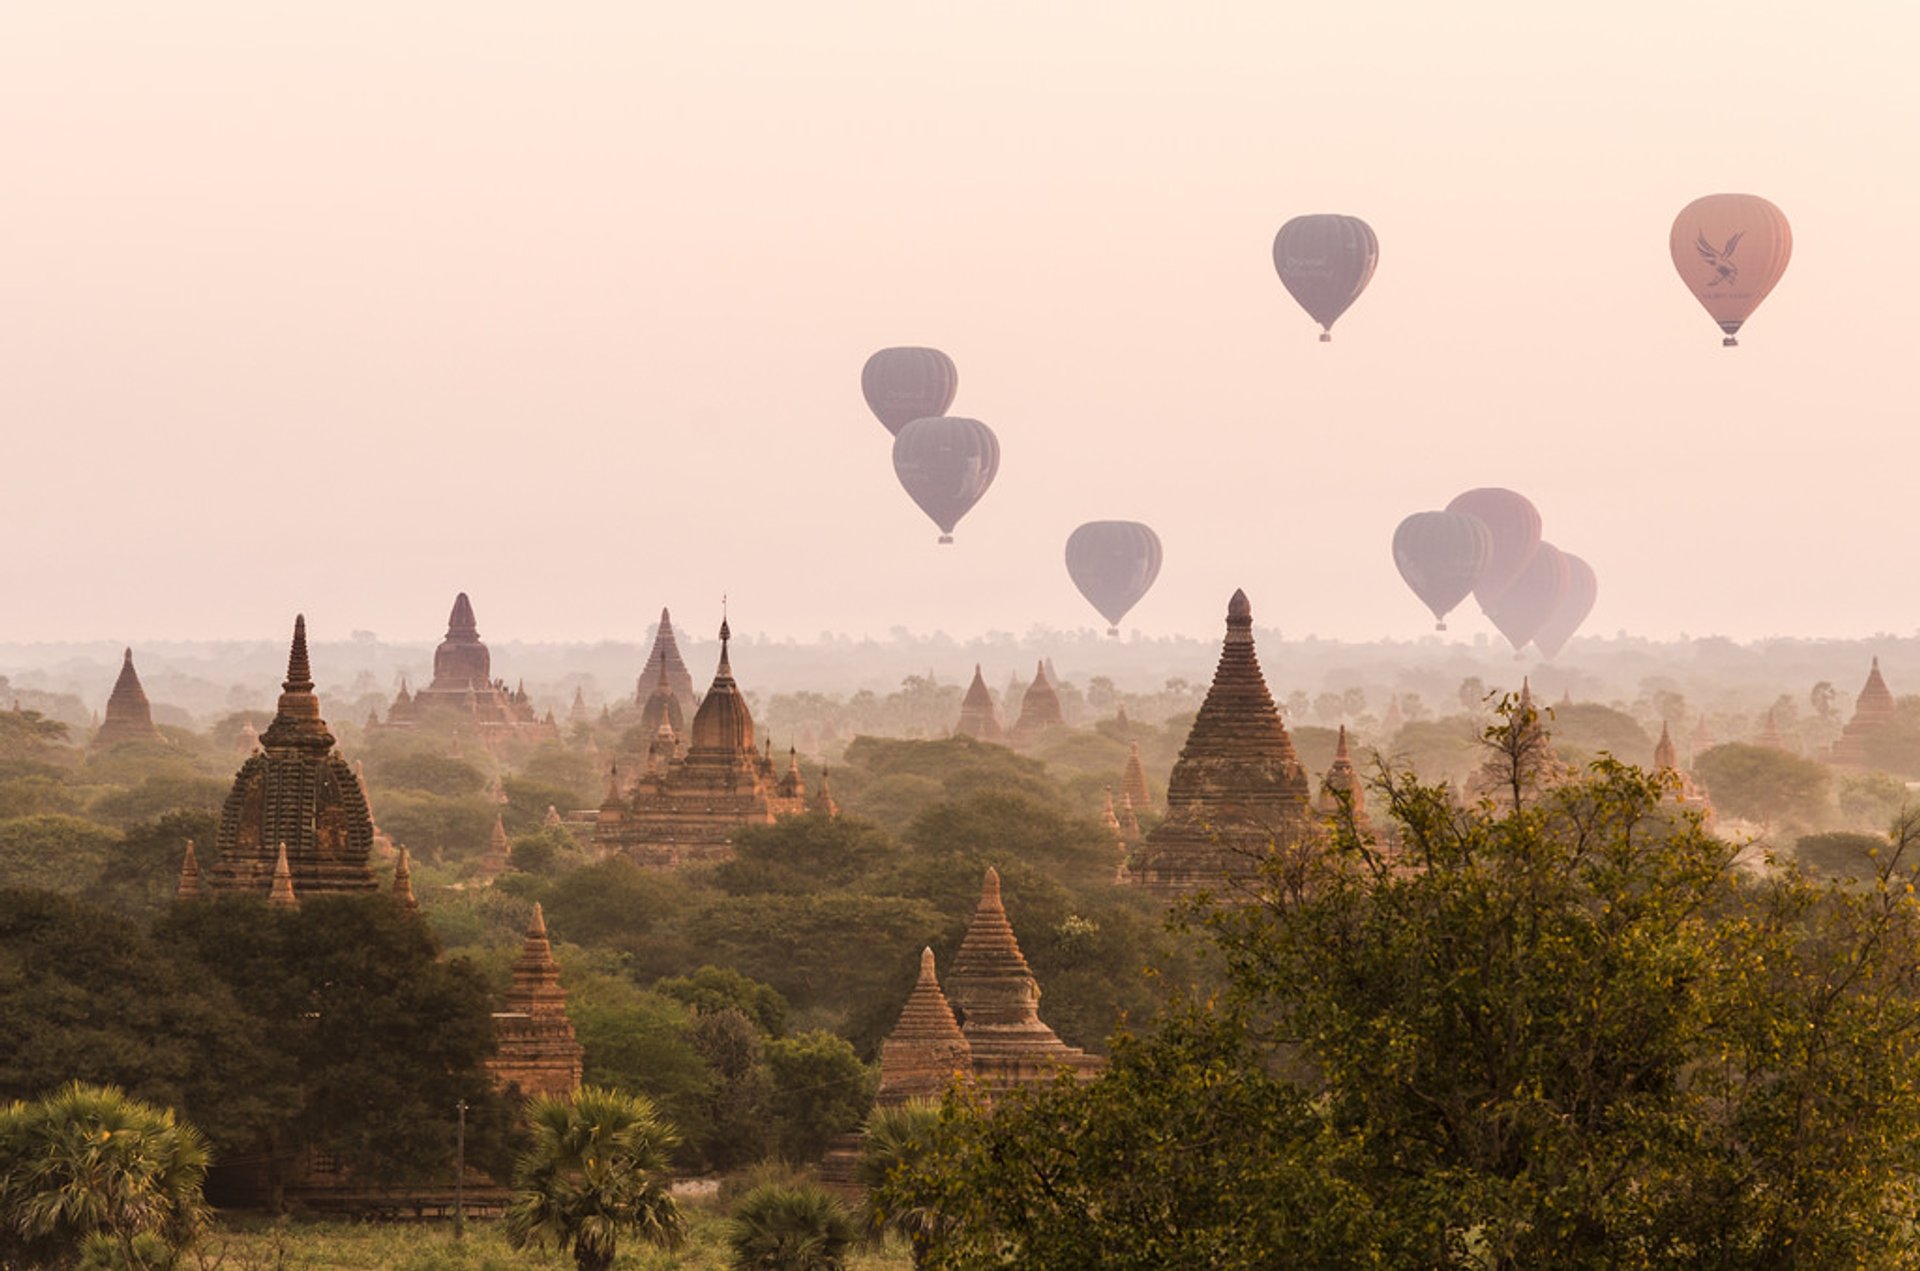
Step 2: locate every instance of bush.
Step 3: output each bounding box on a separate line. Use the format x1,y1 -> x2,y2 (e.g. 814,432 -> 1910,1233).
725,1181 -> 857,1271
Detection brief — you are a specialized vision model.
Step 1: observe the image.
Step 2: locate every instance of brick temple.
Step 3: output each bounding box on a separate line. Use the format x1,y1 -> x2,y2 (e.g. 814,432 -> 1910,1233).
488,903 -> 584,1100
1830,658 -> 1898,767
92,648 -> 166,749
954,664 -> 1004,742
378,594 -> 557,741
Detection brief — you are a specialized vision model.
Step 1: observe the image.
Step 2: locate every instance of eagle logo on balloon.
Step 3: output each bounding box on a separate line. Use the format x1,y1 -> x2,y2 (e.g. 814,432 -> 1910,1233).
1695,229 -> 1744,286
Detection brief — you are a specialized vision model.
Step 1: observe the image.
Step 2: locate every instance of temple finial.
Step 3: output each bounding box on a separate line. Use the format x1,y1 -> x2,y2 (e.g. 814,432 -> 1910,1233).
286,615 -> 312,690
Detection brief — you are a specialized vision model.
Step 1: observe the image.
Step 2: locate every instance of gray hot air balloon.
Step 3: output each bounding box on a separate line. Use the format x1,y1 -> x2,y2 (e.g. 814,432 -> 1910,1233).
1272,214 -> 1379,341
1445,487 -> 1543,612
1065,521 -> 1163,635
1534,554 -> 1597,658
892,416 -> 1000,544
862,347 -> 959,435
1484,541 -> 1571,653
1393,511 -> 1493,631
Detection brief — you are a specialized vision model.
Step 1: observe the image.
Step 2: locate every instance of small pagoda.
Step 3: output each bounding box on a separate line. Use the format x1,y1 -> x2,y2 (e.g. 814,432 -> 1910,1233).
1316,724 -> 1369,831
1830,659 -> 1898,767
954,665 -> 1005,742
1008,662 -> 1065,749
488,903 -> 584,1100
1128,591 -> 1311,897
206,617 -> 379,900
876,948 -> 973,1107
92,649 -> 166,749
1120,741 -> 1151,812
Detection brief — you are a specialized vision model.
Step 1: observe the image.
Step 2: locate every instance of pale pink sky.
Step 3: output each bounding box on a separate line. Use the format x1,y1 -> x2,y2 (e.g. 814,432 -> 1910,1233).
4,2 -> 1916,647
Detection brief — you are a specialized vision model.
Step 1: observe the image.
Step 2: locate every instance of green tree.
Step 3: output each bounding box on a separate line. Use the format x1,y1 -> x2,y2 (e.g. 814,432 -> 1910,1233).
1695,741 -> 1831,826
655,966 -> 789,1036
725,1181 -> 857,1271
504,1086 -> 684,1271
0,1082 -> 210,1270
856,1102 -> 949,1266
86,811 -> 217,918
884,714 -> 1920,1268
0,814 -> 120,894
762,1031 -> 873,1162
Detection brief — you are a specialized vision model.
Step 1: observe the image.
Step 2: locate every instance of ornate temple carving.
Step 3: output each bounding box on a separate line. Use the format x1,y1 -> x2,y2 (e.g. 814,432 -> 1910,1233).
945,868 -> 1102,1091
876,947 -> 973,1107
207,617 -> 379,900
93,649 -> 165,749
1128,591 -> 1312,897
1830,658 -> 1898,767
488,903 -> 584,1100
378,594 -> 557,741
954,664 -> 1004,742
593,617 -> 806,866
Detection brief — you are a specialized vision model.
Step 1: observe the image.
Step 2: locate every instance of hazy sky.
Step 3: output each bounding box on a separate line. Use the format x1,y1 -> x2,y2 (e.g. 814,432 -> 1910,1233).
5,2 -> 1917,648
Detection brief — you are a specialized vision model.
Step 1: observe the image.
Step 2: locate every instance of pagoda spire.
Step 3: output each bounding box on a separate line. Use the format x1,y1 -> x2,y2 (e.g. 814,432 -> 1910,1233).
956,664 -> 1005,741
260,615 -> 334,752
175,840 -> 203,901
1121,741 -> 1151,812
267,843 -> 299,909
815,766 -> 839,818
95,648 -> 164,749
393,847 -> 418,910
877,947 -> 973,1106
1654,721 -> 1678,772
483,813 -> 512,878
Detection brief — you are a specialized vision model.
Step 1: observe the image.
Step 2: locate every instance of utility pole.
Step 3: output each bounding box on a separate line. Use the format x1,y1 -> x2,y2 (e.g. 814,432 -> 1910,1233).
454,1099 -> 468,1240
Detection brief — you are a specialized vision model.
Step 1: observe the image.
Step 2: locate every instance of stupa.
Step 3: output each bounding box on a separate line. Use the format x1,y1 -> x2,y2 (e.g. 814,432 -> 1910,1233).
1831,659 -> 1899,767
1128,591 -> 1312,897
1120,741 -> 1152,812
488,903 -> 584,1100
378,594 -> 556,741
954,665 -> 1005,742
1317,724 -> 1368,829
594,615 -> 806,866
1755,707 -> 1787,751
1653,721 -> 1713,815
206,617 -> 379,899
876,948 -> 974,1106
1008,661 -> 1065,749
93,649 -> 166,748
945,868 -> 1102,1091
633,608 -> 697,710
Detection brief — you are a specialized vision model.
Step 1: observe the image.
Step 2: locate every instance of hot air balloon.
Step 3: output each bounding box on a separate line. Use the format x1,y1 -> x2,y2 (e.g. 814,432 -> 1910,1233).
1272,214 -> 1378,341
1445,488 -> 1542,610
1533,554 -> 1597,658
1669,194 -> 1792,346
1484,542 -> 1571,652
862,347 -> 959,435
892,416 -> 999,544
1065,521 -> 1163,635
1393,511 -> 1493,631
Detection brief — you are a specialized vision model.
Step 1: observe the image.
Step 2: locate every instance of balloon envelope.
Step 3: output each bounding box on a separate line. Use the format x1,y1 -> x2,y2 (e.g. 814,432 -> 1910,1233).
1393,511 -> 1493,630
1534,554 -> 1597,658
1484,542 -> 1571,652
1065,521 -> 1164,634
862,347 -> 959,435
1669,194 -> 1791,344
1272,214 -> 1379,339
892,416 -> 999,543
1445,488 -> 1542,610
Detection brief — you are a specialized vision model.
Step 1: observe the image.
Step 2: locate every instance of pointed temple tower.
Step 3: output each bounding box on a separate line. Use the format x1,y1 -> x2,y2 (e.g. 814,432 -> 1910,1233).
1380,694 -> 1406,736
1831,658 -> 1898,767
634,609 -> 697,711
1653,721 -> 1713,816
1008,661 -> 1065,749
379,594 -> 555,740
954,665 -> 1005,742
482,813 -> 513,879
93,649 -> 166,748
876,948 -> 974,1106
945,868 -> 1102,1091
593,614 -> 806,866
1120,741 -> 1152,813
1754,707 -> 1787,751
1128,591 -> 1311,898
207,618 -> 379,898
488,903 -> 584,1100
1317,724 -> 1368,829
175,841 -> 203,901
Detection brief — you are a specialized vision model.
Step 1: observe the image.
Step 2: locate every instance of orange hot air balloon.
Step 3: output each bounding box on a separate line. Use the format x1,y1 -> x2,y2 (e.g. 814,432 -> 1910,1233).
1669,194 -> 1791,346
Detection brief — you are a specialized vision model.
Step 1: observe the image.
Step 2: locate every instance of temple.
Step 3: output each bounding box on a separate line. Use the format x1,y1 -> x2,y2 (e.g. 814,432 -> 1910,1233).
1830,659 -> 1898,767
594,616 -> 807,866
875,948 -> 973,1107
487,903 -> 584,1100
633,609 -> 697,711
1317,724 -> 1368,830
1120,741 -> 1151,812
954,665 -> 1004,742
206,617 -> 379,899
1754,707 -> 1787,751
1008,661 -> 1065,748
1128,591 -> 1312,897
1653,721 -> 1713,816
93,649 -> 165,748
377,594 -> 557,741
943,868 -> 1101,1091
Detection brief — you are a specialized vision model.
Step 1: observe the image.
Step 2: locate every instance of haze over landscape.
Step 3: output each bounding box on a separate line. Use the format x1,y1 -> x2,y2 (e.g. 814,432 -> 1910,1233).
6,1 -> 1916,645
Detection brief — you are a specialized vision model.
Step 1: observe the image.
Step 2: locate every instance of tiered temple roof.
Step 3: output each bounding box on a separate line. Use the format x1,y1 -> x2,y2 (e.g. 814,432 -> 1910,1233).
1120,741 -> 1151,812
634,608 -> 697,709
93,649 -> 165,749
1128,591 -> 1311,897
945,868 -> 1101,1091
380,594 -> 557,741
876,947 -> 973,1106
594,616 -> 806,866
1831,659 -> 1899,767
488,903 -> 584,1100
954,665 -> 1004,742
207,617 -> 379,899
1008,661 -> 1065,748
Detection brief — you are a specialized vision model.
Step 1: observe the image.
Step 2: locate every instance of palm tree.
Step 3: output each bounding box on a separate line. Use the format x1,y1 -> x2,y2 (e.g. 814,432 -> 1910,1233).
855,1101 -> 946,1266
725,1181 -> 857,1271
503,1086 -> 684,1271
0,1082 -> 211,1270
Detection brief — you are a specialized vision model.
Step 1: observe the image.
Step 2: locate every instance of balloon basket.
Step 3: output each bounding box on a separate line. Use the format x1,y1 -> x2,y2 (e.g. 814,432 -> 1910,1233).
1319,332 -> 1331,343
1107,627 -> 1120,638
937,535 -> 953,545
1435,621 -> 1446,632
1722,337 -> 1739,348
